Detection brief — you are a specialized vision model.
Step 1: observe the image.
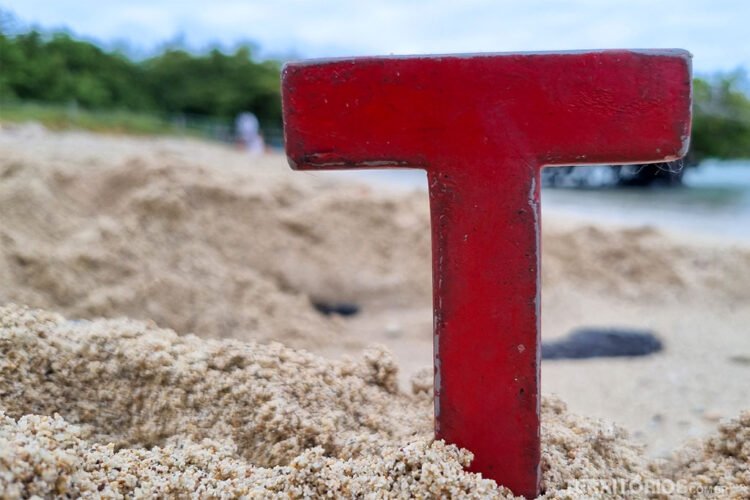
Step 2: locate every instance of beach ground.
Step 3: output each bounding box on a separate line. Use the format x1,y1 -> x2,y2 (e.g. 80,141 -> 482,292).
1,124 -> 749,496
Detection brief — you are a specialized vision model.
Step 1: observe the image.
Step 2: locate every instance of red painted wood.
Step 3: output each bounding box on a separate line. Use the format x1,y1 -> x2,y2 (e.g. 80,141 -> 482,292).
282,50 -> 692,498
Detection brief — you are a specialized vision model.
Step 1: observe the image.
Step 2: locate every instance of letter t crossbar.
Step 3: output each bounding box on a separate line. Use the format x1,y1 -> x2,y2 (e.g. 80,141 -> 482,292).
281,49 -> 692,498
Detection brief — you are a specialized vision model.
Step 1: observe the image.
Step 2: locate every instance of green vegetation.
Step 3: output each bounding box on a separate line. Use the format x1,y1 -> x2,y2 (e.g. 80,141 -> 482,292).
0,28 -> 282,134
0,101 -> 177,135
691,71 -> 750,161
1,23 -> 750,159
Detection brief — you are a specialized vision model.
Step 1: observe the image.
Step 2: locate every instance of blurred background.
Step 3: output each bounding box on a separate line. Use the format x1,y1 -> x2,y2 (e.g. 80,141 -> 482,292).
1,0 -> 749,239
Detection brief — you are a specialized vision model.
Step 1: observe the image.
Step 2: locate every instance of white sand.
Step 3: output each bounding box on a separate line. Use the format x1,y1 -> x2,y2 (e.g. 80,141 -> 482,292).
2,304 -> 747,498
1,124 -> 749,497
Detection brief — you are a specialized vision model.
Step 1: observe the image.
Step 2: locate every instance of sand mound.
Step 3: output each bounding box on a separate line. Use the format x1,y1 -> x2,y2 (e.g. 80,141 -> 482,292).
1,126 -> 748,353
0,413 -> 503,498
0,126 -> 433,348
2,304 -> 749,498
0,304 -> 420,465
542,223 -> 750,304
657,412 -> 750,498
0,304 -> 695,499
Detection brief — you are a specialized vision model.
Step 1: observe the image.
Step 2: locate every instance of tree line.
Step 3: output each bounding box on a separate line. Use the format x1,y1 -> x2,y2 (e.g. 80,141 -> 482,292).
691,72 -> 750,160
0,30 -> 282,128
1,27 -> 750,159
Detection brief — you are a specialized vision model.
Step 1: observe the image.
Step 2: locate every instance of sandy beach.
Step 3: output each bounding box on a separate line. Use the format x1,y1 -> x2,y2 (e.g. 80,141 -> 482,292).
1,124 -> 749,497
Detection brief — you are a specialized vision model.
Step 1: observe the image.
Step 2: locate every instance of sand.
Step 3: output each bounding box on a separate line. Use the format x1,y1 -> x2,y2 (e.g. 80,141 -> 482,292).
4,304 -> 748,498
0,124 -> 432,350
1,124 -> 750,497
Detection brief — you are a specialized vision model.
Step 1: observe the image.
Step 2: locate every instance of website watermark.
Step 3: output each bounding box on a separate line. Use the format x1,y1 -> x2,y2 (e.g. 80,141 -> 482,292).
567,478 -> 748,497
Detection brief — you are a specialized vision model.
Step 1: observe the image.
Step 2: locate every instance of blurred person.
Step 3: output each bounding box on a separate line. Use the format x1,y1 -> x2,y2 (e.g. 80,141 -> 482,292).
235,112 -> 265,155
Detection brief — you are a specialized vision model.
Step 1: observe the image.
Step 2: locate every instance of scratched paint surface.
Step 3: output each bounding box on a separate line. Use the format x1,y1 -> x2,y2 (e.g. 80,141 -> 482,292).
282,50 -> 692,498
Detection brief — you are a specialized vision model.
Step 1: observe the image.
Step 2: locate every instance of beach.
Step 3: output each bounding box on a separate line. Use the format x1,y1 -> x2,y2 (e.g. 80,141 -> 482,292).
1,124 -> 749,497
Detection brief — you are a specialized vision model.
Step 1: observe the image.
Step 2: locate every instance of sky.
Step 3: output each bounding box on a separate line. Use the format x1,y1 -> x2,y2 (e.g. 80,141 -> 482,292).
2,0 -> 748,74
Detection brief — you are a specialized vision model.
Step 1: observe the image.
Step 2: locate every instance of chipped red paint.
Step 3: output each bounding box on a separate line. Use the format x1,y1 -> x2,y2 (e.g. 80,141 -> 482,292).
282,50 -> 692,498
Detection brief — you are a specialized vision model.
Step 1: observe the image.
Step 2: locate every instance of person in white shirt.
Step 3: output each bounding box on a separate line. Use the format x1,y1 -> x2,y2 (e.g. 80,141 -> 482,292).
235,112 -> 265,155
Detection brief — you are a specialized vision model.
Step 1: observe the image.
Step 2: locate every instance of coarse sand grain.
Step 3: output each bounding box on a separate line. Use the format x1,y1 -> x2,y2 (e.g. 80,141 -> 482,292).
2,304 -> 750,498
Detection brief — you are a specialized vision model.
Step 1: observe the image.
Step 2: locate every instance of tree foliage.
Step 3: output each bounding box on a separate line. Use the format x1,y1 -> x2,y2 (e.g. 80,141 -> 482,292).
0,29 -> 282,127
691,72 -> 750,160
1,25 -> 750,158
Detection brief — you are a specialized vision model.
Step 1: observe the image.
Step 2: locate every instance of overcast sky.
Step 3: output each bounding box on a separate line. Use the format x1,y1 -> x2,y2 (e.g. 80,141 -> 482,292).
3,0 -> 747,74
